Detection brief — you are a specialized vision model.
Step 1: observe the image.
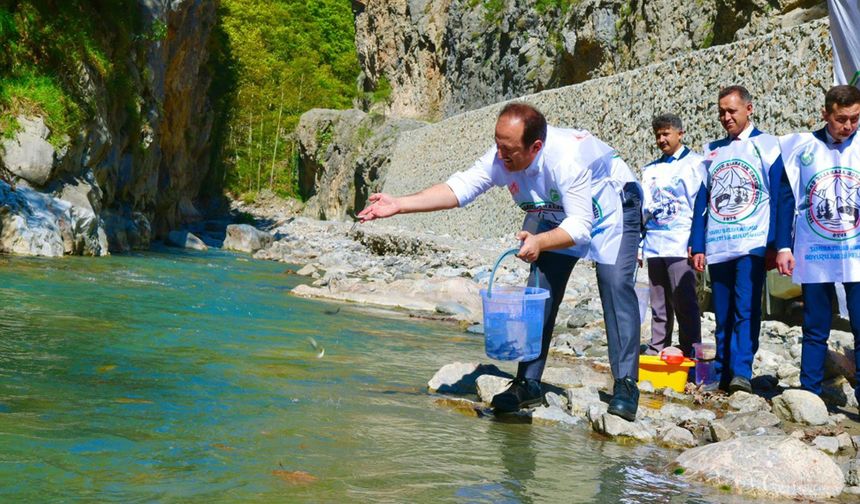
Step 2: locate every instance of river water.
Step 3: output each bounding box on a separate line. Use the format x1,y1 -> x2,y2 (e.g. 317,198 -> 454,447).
0,248 -> 770,502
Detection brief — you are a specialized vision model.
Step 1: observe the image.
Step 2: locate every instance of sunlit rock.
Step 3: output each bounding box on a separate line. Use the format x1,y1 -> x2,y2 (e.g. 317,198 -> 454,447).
676,436 -> 844,499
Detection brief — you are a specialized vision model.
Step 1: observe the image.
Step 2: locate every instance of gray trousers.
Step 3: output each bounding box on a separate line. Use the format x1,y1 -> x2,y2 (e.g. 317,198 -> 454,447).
519,182 -> 642,382
595,182 -> 642,381
645,257 -> 702,357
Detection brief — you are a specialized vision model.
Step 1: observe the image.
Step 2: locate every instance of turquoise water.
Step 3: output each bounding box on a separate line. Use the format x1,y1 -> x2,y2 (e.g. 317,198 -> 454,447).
0,248 -> 763,503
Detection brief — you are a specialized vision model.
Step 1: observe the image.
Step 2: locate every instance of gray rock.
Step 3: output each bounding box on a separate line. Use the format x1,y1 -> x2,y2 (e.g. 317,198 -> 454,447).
540,366 -> 580,388
296,264 -> 317,276
708,411 -> 781,442
676,436 -> 845,499
646,403 -> 715,424
166,230 -> 208,251
846,458 -> 860,487
566,387 -> 602,418
475,374 -> 510,404
812,435 -> 840,455
592,413 -> 655,442
638,380 -> 655,393
586,402 -> 609,423
531,405 -> 579,426
727,391 -> 772,413
659,425 -> 698,449
543,391 -> 568,411
772,389 -> 829,426
0,116 -> 57,186
465,323 -> 484,334
428,362 -> 507,394
837,432 -> 855,452
0,185 -> 69,256
223,224 -> 273,253
566,306 -> 602,328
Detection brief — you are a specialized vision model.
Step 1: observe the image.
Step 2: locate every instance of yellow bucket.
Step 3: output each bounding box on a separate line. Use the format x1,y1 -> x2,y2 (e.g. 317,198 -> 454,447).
638,355 -> 695,392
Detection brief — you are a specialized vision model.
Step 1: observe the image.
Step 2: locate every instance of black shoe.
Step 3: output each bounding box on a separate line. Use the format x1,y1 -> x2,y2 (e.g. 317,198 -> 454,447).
490,378 -> 544,413
608,376 -> 639,421
728,376 -> 752,394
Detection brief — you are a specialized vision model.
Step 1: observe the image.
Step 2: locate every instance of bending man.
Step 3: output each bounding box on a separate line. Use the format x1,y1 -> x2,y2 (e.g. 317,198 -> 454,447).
358,102 -> 642,420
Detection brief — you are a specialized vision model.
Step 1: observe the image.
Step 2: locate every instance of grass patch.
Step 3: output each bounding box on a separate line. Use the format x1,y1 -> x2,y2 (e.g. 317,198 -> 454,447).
0,73 -> 82,146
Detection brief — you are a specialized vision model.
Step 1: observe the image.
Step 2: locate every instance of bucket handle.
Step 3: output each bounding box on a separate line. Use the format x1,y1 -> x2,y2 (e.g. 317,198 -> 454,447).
486,248 -> 541,298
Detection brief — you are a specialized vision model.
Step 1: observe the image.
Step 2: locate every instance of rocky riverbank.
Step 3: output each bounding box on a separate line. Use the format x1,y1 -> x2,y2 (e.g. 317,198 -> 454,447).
220,197 -> 860,500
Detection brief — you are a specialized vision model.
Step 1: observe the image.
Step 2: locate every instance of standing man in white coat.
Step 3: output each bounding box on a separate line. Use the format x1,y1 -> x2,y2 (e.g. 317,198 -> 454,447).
776,85 -> 860,407
641,114 -> 703,357
358,103 -> 642,420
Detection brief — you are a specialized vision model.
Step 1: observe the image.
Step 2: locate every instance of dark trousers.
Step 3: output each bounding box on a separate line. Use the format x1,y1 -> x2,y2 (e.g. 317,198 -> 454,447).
519,252 -> 578,381
708,255 -> 765,385
800,282 -> 860,404
518,183 -> 642,382
646,257 -> 702,357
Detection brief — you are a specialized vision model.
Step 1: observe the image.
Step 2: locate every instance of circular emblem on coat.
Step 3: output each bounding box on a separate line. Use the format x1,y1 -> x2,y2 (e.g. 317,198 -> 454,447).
708,158 -> 763,223
805,166 -> 860,241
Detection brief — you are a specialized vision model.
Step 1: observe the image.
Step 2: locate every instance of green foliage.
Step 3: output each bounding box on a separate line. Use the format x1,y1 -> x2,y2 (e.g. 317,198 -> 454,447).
0,73 -> 82,146
534,0 -> 576,15
316,126 -> 334,157
0,1 -> 141,146
370,76 -> 392,106
215,0 -> 361,199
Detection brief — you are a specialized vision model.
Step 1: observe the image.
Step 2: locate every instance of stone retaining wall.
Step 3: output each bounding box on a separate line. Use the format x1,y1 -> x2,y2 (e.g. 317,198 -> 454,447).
376,19 -> 832,241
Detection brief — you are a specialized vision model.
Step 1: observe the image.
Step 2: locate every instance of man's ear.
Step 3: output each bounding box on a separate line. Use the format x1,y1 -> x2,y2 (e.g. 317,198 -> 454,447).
530,139 -> 543,154
821,106 -> 828,122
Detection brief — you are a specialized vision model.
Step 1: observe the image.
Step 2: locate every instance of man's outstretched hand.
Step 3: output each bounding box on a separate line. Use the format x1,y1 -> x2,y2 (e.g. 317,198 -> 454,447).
357,193 -> 400,222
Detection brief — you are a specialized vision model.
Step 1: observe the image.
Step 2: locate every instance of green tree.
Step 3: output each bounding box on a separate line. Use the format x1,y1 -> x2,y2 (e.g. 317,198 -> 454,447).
215,0 -> 360,199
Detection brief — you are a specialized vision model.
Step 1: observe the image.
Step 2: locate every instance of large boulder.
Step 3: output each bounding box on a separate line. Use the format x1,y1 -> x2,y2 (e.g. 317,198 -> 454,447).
166,230 -> 208,251
675,436 -> 844,499
222,224 -> 273,253
0,116 -> 59,186
0,183 -> 70,256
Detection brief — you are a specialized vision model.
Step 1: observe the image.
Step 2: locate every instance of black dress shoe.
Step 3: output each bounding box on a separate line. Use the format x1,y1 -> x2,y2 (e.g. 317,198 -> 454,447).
608,376 -> 639,421
491,378 -> 544,413
728,376 -> 752,394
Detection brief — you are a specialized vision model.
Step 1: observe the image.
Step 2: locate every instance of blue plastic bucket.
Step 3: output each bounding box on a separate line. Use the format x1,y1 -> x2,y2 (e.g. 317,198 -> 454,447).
479,249 -> 550,361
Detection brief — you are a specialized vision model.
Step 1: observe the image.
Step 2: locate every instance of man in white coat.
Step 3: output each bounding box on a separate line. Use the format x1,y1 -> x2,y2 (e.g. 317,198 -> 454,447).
776,85 -> 860,407
358,102 -> 642,420
641,114 -> 703,357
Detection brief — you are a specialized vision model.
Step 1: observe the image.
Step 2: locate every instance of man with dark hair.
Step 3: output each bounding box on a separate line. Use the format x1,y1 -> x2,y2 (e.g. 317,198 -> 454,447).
776,84 -> 860,407
359,102 -> 643,420
690,85 -> 782,393
641,114 -> 703,356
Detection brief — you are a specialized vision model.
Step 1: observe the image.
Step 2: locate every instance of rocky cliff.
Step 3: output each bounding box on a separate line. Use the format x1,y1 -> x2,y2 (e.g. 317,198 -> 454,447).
295,109 -> 425,221
0,0 -> 221,256
353,0 -> 827,120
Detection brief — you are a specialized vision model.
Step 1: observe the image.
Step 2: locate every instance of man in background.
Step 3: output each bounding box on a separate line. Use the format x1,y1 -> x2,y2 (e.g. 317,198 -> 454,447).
640,114 -> 702,357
